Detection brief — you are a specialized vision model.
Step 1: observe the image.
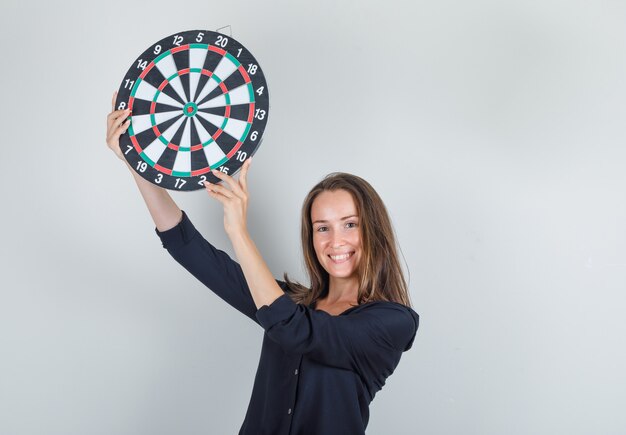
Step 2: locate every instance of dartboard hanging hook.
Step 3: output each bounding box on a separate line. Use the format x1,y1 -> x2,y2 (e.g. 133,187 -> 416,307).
215,25 -> 233,37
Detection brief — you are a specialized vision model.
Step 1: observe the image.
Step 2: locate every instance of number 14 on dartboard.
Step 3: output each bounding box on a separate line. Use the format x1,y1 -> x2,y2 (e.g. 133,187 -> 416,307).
115,30 -> 270,191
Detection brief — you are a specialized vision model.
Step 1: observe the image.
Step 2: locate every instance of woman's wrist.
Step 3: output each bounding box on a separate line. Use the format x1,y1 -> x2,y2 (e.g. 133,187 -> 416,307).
227,226 -> 251,246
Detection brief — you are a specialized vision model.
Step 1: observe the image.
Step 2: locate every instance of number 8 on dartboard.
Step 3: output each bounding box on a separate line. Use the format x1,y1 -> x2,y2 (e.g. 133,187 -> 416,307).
115,30 -> 270,191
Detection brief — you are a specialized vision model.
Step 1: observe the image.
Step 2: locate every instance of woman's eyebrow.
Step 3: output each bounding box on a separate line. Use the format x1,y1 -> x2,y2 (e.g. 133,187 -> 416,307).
313,215 -> 358,224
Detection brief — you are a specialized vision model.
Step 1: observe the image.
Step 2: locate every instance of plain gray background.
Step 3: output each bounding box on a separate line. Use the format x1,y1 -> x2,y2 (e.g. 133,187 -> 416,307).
1,0 -> 625,434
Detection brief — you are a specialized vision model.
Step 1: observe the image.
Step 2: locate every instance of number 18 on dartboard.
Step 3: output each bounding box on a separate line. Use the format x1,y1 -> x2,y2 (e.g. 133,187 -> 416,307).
115,30 -> 270,191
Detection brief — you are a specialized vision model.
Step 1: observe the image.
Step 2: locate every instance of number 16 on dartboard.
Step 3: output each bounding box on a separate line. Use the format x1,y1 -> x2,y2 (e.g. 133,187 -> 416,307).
115,30 -> 270,191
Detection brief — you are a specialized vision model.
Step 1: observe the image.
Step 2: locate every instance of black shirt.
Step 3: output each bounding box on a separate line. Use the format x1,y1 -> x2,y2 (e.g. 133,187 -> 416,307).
156,211 -> 419,435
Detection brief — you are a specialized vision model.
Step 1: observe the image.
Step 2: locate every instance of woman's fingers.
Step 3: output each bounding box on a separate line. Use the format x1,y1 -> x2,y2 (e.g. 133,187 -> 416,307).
204,183 -> 225,203
106,112 -> 130,160
106,119 -> 130,155
110,119 -> 130,140
109,91 -> 128,129
107,108 -> 130,129
204,166 -> 250,236
239,157 -> 252,193
106,93 -> 131,161
108,109 -> 131,131
211,167 -> 245,197
204,180 -> 235,199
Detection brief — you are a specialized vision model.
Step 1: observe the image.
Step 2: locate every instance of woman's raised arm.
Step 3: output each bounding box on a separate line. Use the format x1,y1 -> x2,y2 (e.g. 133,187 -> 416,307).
106,91 -> 182,231
106,92 -> 262,323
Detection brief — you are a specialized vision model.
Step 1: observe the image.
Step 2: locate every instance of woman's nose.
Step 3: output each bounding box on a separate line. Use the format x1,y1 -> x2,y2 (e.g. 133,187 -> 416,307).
331,231 -> 345,248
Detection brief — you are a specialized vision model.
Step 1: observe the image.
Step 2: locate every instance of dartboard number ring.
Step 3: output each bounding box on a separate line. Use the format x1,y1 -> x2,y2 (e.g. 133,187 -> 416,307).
115,30 -> 269,191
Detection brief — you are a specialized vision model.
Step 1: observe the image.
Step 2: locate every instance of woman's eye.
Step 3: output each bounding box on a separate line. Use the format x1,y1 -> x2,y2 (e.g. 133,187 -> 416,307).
316,226 -> 328,232
346,222 -> 358,228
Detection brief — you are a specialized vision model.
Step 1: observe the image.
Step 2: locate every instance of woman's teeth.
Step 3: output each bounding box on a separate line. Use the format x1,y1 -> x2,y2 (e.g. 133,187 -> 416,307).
329,253 -> 353,261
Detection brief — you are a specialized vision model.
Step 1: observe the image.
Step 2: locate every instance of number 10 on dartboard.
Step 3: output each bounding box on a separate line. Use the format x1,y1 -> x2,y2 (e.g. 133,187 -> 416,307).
115,30 -> 270,191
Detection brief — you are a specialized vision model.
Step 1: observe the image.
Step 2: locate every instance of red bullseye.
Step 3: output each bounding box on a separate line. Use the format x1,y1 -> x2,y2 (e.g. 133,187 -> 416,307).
182,102 -> 198,117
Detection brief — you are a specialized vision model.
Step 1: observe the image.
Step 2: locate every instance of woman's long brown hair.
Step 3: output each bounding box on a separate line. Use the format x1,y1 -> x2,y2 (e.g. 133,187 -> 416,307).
285,173 -> 412,308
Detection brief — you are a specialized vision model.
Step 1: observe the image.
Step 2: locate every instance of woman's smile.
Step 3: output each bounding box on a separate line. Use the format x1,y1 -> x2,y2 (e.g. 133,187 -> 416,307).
328,252 -> 355,263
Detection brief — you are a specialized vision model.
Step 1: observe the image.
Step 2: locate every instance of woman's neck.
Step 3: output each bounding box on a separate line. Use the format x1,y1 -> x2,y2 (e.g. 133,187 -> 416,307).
325,276 -> 359,304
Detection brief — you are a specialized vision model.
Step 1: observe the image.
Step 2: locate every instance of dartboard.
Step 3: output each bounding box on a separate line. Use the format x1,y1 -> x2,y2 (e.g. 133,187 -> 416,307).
115,30 -> 269,191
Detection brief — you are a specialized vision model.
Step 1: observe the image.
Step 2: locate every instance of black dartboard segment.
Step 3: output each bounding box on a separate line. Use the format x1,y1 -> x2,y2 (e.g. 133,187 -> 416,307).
115,30 -> 269,191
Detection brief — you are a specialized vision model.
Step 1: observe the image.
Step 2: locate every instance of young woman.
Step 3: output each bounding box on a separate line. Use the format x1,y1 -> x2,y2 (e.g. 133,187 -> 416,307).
106,94 -> 419,434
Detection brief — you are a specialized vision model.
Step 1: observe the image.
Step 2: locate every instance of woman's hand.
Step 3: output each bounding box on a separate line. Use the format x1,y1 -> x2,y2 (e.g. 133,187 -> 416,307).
204,158 -> 253,238
106,91 -> 131,160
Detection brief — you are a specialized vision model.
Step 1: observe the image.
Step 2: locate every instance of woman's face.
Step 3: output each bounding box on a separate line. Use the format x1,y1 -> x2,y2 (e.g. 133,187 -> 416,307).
310,189 -> 362,283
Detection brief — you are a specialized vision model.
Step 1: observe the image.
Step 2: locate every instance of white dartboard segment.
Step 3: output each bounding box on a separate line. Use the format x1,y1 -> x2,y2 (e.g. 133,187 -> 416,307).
198,84 -> 252,109
196,112 -> 249,141
158,116 -> 186,145
195,77 -> 220,105
203,142 -> 228,167
198,94 -> 227,109
226,84 -> 253,106
192,117 -> 213,144
142,137 -> 168,164
188,48 -> 208,100
179,118 -> 192,149
131,111 -> 181,135
155,53 -> 187,102
211,55 -> 239,85
133,80 -> 183,108
172,147 -> 191,174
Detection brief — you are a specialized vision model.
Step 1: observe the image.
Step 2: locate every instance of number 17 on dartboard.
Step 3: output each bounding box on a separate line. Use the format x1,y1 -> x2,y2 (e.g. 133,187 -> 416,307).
115,30 -> 270,191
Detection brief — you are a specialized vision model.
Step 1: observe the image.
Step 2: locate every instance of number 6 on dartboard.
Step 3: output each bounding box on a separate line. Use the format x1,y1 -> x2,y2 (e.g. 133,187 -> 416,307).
115,29 -> 270,191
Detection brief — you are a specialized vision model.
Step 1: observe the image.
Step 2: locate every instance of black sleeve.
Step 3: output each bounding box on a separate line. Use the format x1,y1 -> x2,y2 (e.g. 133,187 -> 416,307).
255,294 -> 419,373
155,211 -> 261,325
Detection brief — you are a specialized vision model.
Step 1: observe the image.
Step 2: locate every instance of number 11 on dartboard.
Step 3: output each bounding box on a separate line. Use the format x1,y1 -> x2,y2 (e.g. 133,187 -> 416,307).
115,30 -> 270,191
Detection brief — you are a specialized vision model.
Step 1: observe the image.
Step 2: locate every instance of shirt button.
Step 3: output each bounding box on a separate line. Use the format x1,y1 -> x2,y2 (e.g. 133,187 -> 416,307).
288,408 -> 292,415
294,369 -> 298,375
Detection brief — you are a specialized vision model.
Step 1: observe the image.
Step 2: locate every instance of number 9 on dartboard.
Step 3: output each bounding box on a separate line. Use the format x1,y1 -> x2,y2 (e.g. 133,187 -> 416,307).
115,30 -> 269,191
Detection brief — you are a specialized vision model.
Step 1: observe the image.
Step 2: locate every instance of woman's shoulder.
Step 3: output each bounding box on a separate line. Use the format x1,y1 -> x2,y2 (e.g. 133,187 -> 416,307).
354,299 -> 418,318
350,300 -> 419,350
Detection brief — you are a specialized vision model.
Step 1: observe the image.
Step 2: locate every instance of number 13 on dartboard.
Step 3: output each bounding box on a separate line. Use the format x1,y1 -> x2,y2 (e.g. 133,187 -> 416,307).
115,30 -> 270,191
